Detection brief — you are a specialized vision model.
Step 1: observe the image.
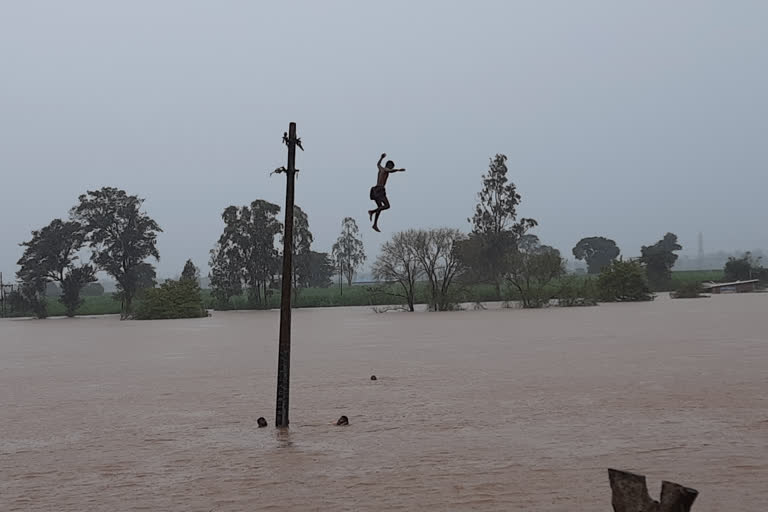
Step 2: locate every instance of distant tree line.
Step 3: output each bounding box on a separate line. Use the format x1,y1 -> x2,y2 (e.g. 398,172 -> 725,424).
11,188 -> 369,317
367,153 -> 694,311
10,187 -> 209,320
675,249 -> 767,272
12,187 -> 163,319
10,160 -> 761,319
207,201 -> 356,309
370,153 -> 565,310
724,252 -> 767,283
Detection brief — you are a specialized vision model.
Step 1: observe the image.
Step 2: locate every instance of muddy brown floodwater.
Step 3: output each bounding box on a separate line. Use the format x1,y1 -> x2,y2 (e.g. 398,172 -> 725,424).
1,295 -> 767,511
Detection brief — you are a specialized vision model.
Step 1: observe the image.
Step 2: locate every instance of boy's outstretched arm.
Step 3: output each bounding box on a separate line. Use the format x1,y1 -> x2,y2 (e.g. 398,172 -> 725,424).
377,153 -> 386,170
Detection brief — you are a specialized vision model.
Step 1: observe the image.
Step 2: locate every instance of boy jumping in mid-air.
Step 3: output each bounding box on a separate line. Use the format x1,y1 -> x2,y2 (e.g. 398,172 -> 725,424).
368,153 -> 405,232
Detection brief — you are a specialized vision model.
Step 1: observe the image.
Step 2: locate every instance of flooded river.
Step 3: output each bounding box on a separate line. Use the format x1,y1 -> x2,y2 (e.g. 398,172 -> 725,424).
1,295 -> 766,511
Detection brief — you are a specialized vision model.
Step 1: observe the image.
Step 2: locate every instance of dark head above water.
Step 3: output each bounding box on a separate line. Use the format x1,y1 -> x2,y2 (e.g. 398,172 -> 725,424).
336,415 -> 349,426
370,375 -> 377,381
257,417 -> 268,428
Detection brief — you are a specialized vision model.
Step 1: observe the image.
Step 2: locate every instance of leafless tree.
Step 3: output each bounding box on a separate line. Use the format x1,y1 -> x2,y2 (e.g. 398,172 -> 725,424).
506,235 -> 565,308
372,230 -> 423,311
412,228 -> 467,311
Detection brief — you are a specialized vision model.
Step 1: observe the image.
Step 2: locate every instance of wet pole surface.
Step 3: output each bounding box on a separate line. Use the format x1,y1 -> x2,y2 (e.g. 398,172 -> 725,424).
275,121 -> 297,429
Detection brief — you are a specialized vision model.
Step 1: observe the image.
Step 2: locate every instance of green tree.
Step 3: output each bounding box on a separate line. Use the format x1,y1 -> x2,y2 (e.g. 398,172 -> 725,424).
134,262 -> 157,290
455,234 -> 492,286
181,259 -> 200,283
6,289 -> 33,316
208,243 -> 243,308
282,205 -> 313,300
244,201 -> 282,305
640,233 -> 682,289
332,217 -> 366,286
572,236 -> 620,274
16,219 -> 97,317
372,229 -> 424,312
209,200 -> 282,308
506,236 -> 566,308
10,279 -> 48,319
305,251 -> 335,288
723,252 -> 766,282
112,262 -> 156,312
60,266 -> 98,316
467,154 -> 537,297
597,259 -> 653,302
71,187 -> 161,318
412,228 -> 466,311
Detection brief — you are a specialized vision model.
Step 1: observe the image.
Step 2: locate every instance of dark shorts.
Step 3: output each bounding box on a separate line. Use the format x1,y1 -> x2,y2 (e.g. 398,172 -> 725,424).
370,185 -> 387,202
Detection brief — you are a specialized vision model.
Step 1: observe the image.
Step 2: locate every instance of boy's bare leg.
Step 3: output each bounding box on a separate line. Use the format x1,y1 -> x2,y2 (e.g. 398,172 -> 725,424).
372,198 -> 390,232
369,201 -> 380,222
370,197 -> 385,224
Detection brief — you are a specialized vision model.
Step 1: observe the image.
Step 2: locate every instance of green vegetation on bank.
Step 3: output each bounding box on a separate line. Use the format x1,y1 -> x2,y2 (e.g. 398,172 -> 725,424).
664,269 -> 723,291
2,269 -> 727,318
6,151 -> 760,321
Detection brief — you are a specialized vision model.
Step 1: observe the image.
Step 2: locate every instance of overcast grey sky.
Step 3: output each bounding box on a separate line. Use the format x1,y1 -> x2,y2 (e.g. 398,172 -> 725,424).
2,0 -> 766,279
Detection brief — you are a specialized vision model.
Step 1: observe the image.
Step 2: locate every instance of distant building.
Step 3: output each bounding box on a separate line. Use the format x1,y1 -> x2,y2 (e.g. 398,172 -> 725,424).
701,279 -> 759,294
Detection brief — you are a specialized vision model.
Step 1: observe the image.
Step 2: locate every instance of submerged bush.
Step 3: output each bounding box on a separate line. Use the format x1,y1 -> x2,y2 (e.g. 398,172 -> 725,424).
556,276 -> 598,307
670,281 -> 706,299
7,285 -> 48,319
134,279 -> 207,320
597,260 -> 654,302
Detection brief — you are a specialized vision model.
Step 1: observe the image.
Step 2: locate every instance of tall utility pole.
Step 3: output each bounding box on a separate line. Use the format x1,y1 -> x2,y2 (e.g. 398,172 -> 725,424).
275,122 -> 299,428
0,272 -> 4,318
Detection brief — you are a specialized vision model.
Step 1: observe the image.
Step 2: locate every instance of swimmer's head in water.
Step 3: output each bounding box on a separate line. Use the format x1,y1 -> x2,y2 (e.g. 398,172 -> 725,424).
257,417 -> 268,428
336,415 -> 349,426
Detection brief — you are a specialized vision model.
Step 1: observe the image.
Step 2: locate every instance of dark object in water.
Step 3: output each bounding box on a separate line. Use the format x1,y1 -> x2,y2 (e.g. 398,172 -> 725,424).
257,417 -> 268,428
370,375 -> 377,381
336,415 -> 349,426
608,468 -> 698,512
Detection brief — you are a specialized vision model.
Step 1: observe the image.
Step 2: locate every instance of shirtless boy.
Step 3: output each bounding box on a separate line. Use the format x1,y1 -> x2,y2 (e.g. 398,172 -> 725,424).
368,153 -> 405,232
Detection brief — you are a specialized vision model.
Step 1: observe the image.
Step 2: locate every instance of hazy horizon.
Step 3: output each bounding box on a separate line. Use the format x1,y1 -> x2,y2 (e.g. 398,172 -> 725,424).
2,1 -> 767,281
